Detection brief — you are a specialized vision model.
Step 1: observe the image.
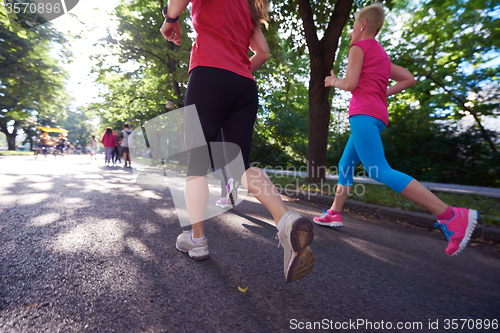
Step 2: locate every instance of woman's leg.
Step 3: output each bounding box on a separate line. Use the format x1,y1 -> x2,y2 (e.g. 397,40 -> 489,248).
350,115 -> 447,216
241,167 -> 287,224
183,67 -> 242,237
330,135 -> 359,213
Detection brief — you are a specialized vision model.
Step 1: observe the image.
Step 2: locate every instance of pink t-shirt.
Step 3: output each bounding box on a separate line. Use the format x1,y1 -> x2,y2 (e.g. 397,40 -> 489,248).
101,133 -> 116,148
189,0 -> 255,81
349,39 -> 391,125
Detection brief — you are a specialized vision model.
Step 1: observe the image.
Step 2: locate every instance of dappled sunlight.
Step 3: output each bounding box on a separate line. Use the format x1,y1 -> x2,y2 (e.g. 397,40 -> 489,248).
50,218 -> 129,256
217,213 -> 276,247
73,173 -> 104,179
61,197 -> 87,206
342,237 -> 416,269
126,237 -> 156,261
28,212 -> 61,227
138,190 -> 163,200
153,208 -> 177,220
139,222 -> 162,235
1,193 -> 51,206
27,181 -> 54,191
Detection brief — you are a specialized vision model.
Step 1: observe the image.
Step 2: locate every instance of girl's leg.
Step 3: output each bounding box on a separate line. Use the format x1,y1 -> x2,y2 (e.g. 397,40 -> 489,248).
350,115 -> 448,216
331,185 -> 352,213
330,135 -> 359,213
400,180 -> 448,216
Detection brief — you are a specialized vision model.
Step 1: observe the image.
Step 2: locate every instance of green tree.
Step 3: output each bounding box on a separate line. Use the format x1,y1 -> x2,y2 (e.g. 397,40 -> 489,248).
89,0 -> 193,129
62,108 -> 94,149
386,0 -> 499,152
377,0 -> 500,186
252,24 -> 310,168
0,6 -> 70,150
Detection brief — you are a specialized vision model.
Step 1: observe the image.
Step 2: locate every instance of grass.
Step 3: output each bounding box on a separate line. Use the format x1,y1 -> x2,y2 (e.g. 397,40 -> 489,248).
268,174 -> 500,227
0,150 -> 34,156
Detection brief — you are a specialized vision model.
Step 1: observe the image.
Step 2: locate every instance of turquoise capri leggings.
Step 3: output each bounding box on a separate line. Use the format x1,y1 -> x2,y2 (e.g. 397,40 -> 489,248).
338,114 -> 413,194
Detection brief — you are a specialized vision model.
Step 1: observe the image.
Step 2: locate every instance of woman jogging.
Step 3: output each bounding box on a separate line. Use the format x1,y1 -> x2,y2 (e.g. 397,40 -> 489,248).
313,3 -> 478,257
160,0 -> 315,282
90,136 -> 98,160
101,128 -> 116,167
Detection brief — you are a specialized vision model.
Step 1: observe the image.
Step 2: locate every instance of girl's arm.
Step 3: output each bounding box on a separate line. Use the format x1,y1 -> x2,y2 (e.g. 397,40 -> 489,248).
324,45 -> 364,91
160,0 -> 191,46
249,27 -> 270,73
387,64 -> 416,97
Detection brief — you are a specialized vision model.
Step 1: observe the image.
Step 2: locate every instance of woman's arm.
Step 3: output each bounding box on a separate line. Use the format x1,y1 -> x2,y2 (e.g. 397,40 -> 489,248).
387,64 -> 416,97
160,0 -> 191,45
324,45 -> 364,91
249,27 -> 269,73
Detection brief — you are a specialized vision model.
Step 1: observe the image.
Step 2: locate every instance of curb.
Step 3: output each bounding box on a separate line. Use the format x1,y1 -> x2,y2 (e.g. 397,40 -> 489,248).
277,188 -> 500,244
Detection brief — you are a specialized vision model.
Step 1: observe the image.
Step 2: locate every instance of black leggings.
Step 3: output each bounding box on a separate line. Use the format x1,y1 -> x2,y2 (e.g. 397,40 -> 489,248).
185,66 -> 258,178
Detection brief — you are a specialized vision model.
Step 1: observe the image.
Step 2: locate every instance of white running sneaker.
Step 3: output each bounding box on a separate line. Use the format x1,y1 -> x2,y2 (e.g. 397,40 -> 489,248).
175,230 -> 210,261
277,211 -> 315,282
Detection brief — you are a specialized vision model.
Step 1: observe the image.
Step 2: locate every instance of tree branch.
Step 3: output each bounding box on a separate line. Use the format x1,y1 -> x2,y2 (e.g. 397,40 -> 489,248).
426,73 -> 498,153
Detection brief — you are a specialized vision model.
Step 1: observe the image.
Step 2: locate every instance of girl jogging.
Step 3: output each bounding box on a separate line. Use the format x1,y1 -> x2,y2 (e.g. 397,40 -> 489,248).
313,3 -> 478,256
160,0 -> 315,282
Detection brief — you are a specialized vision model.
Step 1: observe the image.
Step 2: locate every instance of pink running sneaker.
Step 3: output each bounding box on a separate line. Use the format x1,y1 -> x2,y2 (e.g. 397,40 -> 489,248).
215,178 -> 235,209
313,209 -> 343,227
434,207 -> 478,256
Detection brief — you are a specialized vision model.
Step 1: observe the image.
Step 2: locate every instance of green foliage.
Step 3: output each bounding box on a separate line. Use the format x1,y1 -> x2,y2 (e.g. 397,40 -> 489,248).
0,6 -> 70,150
252,20 -> 310,167
385,0 -> 499,149
89,0 -> 193,130
61,109 -> 94,148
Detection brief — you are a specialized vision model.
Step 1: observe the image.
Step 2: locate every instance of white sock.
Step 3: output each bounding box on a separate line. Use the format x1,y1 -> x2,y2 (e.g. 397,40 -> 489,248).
190,230 -> 205,243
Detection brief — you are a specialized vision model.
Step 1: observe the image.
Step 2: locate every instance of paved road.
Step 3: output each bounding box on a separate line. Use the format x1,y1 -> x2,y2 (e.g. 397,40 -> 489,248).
1,155 -> 499,333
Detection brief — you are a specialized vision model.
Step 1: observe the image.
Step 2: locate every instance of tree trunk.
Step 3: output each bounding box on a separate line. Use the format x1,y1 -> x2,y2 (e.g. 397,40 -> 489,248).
6,131 -> 16,150
298,0 -> 354,182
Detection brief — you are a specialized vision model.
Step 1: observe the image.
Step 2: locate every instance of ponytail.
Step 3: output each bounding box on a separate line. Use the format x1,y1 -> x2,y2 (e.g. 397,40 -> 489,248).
247,0 -> 269,29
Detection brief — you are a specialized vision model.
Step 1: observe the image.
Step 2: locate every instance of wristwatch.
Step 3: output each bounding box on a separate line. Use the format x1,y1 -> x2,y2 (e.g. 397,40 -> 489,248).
162,5 -> 179,23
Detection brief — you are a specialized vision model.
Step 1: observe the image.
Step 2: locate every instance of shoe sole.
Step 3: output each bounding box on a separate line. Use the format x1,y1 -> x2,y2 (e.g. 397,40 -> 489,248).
313,219 -> 343,227
287,218 -> 315,282
451,209 -> 478,256
215,203 -> 232,209
175,243 -> 210,261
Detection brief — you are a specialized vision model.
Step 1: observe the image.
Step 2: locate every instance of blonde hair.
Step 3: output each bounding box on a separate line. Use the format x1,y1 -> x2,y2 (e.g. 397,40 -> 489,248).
355,3 -> 385,36
247,0 -> 269,29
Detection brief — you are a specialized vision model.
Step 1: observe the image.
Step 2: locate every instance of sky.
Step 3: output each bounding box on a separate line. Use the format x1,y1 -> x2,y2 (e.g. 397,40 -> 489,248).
50,0 -> 121,107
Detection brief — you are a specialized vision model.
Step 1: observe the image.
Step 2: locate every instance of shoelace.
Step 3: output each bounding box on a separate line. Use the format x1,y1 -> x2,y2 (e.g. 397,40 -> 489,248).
434,222 -> 455,241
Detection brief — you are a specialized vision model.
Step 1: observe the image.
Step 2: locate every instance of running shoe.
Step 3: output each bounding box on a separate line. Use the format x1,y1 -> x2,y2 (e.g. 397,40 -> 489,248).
175,230 -> 210,261
434,207 -> 478,256
313,209 -> 343,227
215,178 -> 235,209
277,211 -> 315,282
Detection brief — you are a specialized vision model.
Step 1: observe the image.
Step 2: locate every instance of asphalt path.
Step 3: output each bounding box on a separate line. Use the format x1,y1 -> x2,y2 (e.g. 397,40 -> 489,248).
1,155 -> 499,333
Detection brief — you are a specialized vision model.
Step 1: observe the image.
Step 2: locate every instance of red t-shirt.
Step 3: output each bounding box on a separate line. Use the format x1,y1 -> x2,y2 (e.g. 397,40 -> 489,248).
101,133 -> 116,148
348,39 -> 391,125
189,0 -> 255,81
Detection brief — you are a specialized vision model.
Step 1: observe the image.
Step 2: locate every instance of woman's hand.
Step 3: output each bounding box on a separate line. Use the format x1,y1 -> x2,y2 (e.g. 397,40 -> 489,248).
325,70 -> 337,87
160,21 -> 181,46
